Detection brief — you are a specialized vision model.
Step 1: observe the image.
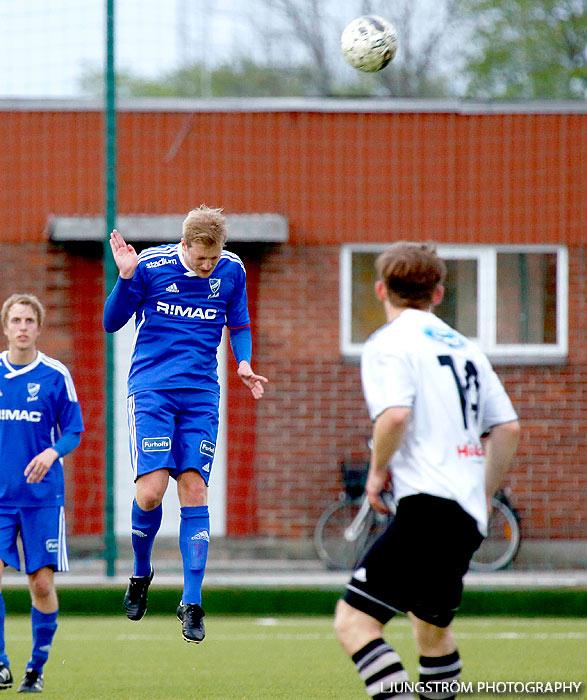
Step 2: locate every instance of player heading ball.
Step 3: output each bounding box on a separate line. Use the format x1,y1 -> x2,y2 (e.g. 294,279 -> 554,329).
103,205 -> 268,643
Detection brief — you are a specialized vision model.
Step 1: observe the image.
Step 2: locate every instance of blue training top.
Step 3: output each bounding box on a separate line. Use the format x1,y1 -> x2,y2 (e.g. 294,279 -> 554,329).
103,243 -> 252,396
0,351 -> 85,508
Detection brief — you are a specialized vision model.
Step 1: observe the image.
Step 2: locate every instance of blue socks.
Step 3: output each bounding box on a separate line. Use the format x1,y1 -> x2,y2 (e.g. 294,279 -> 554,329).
0,593 -> 8,668
1,597 -> 58,674
179,506 -> 210,605
131,501 -> 209,604
131,499 -> 162,577
28,607 -> 58,674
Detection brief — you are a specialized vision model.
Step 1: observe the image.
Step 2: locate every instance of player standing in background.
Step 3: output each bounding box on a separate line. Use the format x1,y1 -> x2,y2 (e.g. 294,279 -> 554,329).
103,205 -> 267,643
334,243 -> 520,700
0,294 -> 84,694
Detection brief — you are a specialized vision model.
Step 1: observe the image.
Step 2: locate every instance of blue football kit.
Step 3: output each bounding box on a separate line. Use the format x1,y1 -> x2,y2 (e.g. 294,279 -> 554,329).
104,241 -> 254,601
0,351 -> 84,572
104,242 -> 252,483
0,350 -> 83,678
104,243 -> 251,396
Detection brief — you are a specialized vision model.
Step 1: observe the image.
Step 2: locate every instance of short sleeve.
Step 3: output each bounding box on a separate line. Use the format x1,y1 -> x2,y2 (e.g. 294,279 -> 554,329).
480,367 -> 518,433
55,372 -> 85,435
361,339 -> 416,421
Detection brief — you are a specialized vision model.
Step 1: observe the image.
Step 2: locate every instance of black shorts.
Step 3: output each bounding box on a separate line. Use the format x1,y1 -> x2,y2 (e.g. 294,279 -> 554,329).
343,494 -> 483,628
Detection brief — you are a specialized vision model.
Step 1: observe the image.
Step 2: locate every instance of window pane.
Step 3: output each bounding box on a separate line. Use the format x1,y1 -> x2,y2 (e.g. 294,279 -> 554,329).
434,259 -> 478,338
496,253 -> 557,344
351,252 -> 384,343
350,253 -> 478,343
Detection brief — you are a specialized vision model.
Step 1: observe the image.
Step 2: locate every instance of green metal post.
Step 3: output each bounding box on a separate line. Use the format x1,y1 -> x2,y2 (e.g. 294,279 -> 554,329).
104,0 -> 118,577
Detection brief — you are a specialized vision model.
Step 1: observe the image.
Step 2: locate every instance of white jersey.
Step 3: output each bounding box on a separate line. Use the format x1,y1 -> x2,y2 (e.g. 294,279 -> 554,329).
361,309 -> 517,535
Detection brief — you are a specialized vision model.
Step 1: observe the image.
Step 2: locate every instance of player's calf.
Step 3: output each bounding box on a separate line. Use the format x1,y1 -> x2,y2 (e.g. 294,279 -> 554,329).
353,638 -> 414,699
418,650 -> 462,700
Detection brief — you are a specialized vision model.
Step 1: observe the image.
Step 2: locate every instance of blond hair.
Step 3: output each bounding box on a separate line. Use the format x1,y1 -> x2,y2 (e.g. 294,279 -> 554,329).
1,294 -> 46,329
376,242 -> 446,310
182,205 -> 227,248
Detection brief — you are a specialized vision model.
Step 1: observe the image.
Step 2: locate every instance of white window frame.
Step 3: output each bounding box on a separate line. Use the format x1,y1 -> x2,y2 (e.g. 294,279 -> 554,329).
340,244 -> 568,365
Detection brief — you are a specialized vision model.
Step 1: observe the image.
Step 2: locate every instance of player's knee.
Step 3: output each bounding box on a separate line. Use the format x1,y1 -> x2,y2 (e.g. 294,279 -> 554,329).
335,599 -> 384,657
334,599 -> 354,643
138,493 -> 163,511
28,570 -> 55,601
177,470 -> 207,506
411,615 -> 456,657
135,476 -> 166,511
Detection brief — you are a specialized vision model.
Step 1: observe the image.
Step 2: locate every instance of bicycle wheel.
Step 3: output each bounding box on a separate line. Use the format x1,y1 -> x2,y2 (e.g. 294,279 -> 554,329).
470,497 -> 521,572
314,498 -> 389,570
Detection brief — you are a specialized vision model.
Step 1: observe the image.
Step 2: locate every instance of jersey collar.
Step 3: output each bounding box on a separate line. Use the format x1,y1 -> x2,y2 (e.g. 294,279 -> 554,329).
177,242 -> 198,277
1,350 -> 44,379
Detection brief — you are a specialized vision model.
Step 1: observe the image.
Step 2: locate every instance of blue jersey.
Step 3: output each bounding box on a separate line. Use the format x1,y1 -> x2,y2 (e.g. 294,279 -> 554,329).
0,351 -> 85,508
104,243 -> 250,396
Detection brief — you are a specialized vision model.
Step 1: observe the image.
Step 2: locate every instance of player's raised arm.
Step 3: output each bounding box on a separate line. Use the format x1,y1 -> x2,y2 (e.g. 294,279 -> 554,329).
109,229 -> 138,279
103,230 -> 144,333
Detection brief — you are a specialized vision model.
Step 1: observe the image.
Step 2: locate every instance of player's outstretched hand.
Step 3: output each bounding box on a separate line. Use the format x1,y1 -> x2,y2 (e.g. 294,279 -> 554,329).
110,229 -> 138,279
237,361 -> 268,400
24,448 -> 59,484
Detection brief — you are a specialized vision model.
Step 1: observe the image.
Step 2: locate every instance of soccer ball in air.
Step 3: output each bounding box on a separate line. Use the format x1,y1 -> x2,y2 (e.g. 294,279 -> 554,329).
341,15 -> 398,73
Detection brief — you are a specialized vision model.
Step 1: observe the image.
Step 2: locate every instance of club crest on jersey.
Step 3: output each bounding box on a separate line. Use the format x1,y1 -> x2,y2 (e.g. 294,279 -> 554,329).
142,436 -> 171,452
208,278 -> 221,298
200,440 -> 215,458
27,383 -> 40,402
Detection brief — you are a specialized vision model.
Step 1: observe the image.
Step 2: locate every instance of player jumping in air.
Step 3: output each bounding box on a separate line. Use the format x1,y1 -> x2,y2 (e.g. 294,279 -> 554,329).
334,243 -> 520,700
103,205 -> 267,643
0,294 -> 84,693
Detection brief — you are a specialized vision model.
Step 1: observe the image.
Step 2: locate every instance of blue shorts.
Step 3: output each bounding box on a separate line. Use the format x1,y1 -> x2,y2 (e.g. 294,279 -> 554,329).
0,506 -> 69,574
127,389 -> 219,485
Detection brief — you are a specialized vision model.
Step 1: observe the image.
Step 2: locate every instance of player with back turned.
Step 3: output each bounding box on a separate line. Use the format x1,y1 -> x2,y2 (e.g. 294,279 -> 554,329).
103,205 -> 267,643
0,294 -> 84,693
334,243 -> 520,700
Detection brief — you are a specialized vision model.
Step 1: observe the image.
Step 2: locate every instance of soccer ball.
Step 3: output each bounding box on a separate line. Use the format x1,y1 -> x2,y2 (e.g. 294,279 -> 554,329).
340,15 -> 398,73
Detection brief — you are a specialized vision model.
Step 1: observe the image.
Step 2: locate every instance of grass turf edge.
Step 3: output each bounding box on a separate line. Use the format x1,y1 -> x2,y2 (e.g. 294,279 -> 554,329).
2,587 -> 586,617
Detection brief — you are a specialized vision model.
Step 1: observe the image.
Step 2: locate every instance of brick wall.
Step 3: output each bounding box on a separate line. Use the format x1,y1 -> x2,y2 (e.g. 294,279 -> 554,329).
1,103 -> 584,548
253,244 -> 587,541
1,241 -> 584,543
1,108 -> 585,247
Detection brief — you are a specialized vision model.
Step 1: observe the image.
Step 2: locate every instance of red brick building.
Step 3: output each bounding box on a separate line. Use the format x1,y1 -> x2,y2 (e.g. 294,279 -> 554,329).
1,98 -> 585,563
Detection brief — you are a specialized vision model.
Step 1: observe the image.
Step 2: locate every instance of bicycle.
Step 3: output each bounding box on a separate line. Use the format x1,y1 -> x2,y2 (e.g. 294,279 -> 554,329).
313,461 -> 393,571
469,487 -> 521,572
314,462 -> 521,572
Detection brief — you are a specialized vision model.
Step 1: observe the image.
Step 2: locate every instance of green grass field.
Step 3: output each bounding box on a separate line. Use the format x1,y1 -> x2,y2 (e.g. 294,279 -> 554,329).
3,616 -> 586,699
